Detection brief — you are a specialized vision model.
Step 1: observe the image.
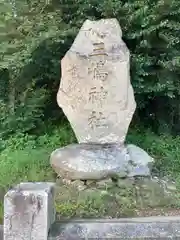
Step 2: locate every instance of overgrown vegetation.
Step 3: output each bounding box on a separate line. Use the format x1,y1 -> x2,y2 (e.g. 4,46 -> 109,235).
1,0 -> 180,137
0,127 -> 180,224
0,0 -> 180,223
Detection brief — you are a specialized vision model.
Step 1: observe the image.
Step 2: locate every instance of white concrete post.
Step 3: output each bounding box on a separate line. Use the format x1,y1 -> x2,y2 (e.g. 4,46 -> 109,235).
4,182 -> 56,240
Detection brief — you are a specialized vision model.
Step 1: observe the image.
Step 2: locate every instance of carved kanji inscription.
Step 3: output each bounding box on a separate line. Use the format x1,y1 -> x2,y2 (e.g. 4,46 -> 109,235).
89,86 -> 107,106
88,111 -> 106,129
57,18 -> 136,143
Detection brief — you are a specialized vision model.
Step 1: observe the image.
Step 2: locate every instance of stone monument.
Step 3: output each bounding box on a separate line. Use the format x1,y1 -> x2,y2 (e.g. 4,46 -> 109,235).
2,19 -> 179,240
50,18 -> 153,183
57,18 -> 135,144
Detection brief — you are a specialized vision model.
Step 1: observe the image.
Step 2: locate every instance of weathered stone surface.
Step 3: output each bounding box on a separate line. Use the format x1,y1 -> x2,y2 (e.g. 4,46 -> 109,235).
48,217 -> 180,239
4,182 -> 55,240
96,178 -> 113,188
126,144 -> 154,177
50,143 -> 153,180
152,176 -> 177,193
51,143 -> 129,180
57,18 -> 136,144
71,180 -> 87,191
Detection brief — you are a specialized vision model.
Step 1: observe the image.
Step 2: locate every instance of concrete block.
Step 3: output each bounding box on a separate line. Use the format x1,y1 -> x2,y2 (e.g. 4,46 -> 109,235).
0,225 -> 3,240
4,182 -> 55,240
48,217 -> 180,239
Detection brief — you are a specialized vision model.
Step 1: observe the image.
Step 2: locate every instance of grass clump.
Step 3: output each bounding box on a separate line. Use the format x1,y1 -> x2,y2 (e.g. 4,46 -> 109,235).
54,178 -> 180,220
127,128 -> 180,179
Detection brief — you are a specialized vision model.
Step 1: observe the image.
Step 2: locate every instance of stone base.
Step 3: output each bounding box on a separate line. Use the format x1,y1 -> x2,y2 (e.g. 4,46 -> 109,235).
50,143 -> 153,180
48,217 -> 180,239
58,176 -> 177,194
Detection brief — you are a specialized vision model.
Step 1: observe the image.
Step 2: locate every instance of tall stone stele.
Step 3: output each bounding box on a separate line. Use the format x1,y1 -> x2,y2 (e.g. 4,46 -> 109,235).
50,19 -> 153,180
57,18 -> 136,144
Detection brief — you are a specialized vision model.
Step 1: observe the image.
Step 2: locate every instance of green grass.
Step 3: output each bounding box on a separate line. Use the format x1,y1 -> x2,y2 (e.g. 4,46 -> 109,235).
54,177 -> 180,220
127,128 -> 180,179
0,124 -> 76,223
0,125 -> 180,224
0,148 -> 55,223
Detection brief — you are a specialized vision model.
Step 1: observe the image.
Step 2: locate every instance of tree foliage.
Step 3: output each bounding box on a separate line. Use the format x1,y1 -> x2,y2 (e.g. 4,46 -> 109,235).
0,0 -> 180,138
